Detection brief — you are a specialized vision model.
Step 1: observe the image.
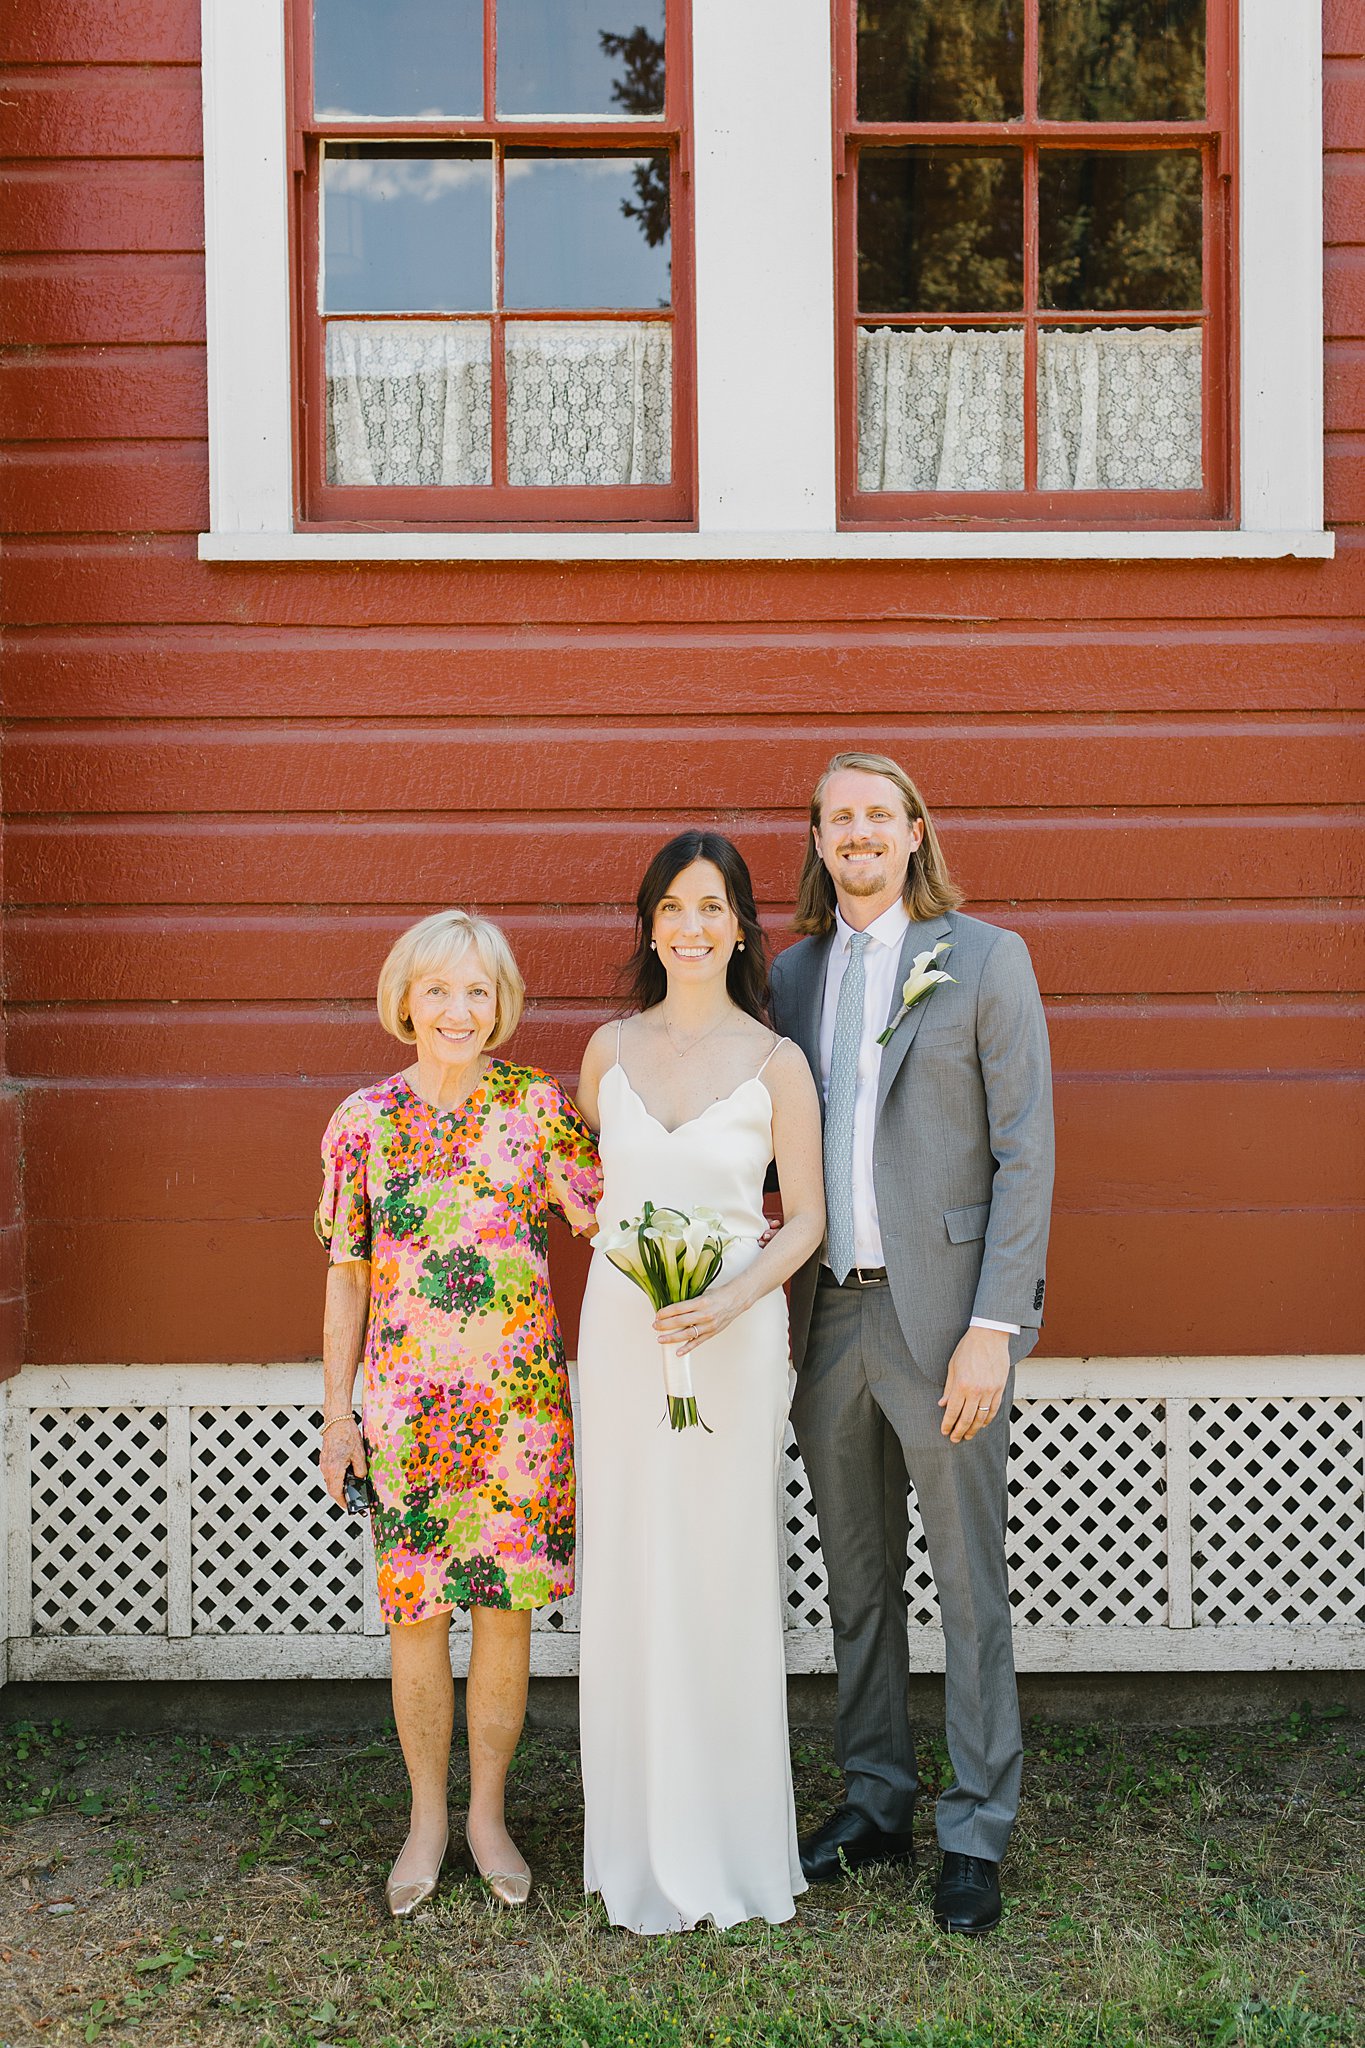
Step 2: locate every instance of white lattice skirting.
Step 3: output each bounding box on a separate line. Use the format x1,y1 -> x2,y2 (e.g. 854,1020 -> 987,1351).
2,1360 -> 1362,1685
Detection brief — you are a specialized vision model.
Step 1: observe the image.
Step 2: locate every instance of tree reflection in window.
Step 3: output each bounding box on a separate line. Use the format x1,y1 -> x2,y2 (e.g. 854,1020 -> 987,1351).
601,24 -> 669,248
1040,0 -> 1205,122
1039,150 -> 1202,310
857,0 -> 1023,124
859,150 -> 1024,314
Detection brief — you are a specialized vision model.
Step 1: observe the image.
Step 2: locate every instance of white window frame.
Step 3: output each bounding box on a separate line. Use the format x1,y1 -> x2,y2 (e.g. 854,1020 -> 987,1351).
198,0 -> 1332,562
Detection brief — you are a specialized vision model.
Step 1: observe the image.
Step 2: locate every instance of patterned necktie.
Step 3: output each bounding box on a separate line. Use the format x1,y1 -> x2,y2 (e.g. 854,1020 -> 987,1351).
824,932 -> 868,1284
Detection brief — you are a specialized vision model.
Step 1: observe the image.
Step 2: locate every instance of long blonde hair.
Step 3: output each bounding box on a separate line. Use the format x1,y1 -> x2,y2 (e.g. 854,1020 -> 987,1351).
793,752 -> 963,937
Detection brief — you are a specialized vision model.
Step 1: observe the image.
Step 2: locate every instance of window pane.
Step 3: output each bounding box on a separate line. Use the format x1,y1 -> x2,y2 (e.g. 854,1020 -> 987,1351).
857,0 -> 1022,123
1040,0 -> 1205,122
326,321 -> 492,484
313,0 -> 482,118
1038,326 -> 1201,488
506,321 -> 671,483
504,154 -> 670,309
323,148 -> 493,314
497,0 -> 665,117
858,327 -> 1023,490
1039,151 -> 1202,311
858,151 -> 1023,314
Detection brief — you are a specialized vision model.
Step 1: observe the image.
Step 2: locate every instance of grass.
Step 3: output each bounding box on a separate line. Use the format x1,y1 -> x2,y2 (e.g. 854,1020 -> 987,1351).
0,1707 -> 1360,2048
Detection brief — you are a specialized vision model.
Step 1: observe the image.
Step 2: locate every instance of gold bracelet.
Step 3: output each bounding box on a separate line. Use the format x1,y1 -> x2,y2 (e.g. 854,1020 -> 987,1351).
320,1415 -> 355,1438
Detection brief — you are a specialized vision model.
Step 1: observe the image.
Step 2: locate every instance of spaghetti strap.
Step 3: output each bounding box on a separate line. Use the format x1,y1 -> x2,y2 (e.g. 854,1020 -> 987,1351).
615,1020 -> 623,1061
755,1035 -> 787,1080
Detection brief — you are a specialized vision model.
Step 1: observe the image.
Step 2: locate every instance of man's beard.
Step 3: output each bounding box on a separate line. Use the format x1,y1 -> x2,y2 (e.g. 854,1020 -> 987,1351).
834,853 -> 900,899
838,868 -> 890,896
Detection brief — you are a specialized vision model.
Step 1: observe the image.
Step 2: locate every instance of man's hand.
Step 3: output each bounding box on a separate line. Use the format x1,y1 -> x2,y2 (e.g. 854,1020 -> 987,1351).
939,1325 -> 1012,1443
758,1193 -> 784,1249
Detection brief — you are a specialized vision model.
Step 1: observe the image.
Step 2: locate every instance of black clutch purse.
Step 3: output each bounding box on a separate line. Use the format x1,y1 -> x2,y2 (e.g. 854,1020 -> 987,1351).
342,1467 -> 375,1516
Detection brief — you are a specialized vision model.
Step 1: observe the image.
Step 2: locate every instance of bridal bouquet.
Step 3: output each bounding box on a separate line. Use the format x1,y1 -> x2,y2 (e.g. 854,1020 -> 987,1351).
599,1200 -> 735,1431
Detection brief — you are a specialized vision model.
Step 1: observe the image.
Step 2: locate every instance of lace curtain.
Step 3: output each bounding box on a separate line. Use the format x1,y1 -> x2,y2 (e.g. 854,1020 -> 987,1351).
858,327 -> 1025,491
1037,328 -> 1202,491
327,323 -> 492,486
857,326 -> 1202,492
505,324 -> 671,487
326,320 -> 671,488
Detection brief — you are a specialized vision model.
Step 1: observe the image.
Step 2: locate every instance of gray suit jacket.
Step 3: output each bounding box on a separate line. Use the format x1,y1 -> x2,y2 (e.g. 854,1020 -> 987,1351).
770,909 -> 1054,1382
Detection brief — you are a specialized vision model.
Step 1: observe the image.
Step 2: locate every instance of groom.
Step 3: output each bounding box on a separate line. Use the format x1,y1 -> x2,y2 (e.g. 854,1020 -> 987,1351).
770,751 -> 1053,1935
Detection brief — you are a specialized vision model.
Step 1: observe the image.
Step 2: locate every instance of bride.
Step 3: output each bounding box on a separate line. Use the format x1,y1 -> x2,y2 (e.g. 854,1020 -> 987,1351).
575,830 -> 826,1933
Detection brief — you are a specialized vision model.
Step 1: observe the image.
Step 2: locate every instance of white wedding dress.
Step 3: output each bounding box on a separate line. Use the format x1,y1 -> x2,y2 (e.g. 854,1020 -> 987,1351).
576,1048 -> 806,1933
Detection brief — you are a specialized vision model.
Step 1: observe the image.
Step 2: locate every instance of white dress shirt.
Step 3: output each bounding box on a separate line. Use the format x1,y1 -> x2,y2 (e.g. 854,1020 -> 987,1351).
818,901 -> 1019,1335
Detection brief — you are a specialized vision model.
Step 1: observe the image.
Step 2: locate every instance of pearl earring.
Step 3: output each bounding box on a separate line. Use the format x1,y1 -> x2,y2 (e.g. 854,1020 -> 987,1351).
737,941 -> 745,951
650,940 -> 657,950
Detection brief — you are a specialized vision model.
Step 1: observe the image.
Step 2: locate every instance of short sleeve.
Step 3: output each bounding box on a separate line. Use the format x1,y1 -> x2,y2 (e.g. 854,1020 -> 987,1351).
315,1101 -> 372,1264
530,1076 -> 603,1237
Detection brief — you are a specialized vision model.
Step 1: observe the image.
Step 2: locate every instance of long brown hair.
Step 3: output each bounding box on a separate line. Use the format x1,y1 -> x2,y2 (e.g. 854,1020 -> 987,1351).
793,752 -> 963,937
622,831 -> 770,1018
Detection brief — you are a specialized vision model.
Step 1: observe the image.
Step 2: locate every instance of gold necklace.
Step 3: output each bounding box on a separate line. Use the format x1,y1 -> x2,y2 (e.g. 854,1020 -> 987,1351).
662,1010 -> 730,1058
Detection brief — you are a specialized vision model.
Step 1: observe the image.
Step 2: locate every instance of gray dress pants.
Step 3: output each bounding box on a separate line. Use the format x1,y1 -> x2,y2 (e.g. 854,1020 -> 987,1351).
791,1276 -> 1023,1861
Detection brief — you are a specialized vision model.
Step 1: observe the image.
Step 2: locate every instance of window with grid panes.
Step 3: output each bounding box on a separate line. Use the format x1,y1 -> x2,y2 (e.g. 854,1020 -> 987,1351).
295,0 -> 692,523
837,0 -> 1230,524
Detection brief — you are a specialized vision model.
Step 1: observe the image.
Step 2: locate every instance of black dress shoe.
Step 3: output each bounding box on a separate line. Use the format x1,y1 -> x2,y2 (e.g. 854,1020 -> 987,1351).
798,1804 -> 915,1884
932,1852 -> 1002,1934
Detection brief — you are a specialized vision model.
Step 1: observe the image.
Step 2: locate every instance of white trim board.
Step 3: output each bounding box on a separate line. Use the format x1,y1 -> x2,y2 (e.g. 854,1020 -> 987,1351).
197,0 -> 1331,561
9,1358 -> 1363,1409
8,1626 -> 1362,1685
198,529 -> 1336,562
201,0 -> 292,537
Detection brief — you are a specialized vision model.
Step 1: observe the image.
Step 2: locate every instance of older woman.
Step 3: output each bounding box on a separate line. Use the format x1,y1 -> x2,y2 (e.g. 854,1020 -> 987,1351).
316,910 -> 601,1917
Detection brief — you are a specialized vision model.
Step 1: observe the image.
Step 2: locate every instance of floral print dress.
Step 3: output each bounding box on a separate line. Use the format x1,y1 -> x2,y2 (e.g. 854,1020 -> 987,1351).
315,1062 -> 602,1624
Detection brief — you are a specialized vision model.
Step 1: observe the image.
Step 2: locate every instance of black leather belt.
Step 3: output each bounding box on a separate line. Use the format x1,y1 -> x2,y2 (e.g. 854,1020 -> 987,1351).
818,1264 -> 889,1289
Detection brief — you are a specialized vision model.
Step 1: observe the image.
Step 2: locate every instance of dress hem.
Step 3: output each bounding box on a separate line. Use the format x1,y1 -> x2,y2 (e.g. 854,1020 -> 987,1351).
586,1882 -> 807,1936
381,1575 -> 575,1627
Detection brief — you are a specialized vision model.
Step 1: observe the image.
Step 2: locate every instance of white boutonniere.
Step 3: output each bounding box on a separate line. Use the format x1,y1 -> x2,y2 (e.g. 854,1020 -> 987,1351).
877,940 -> 956,1046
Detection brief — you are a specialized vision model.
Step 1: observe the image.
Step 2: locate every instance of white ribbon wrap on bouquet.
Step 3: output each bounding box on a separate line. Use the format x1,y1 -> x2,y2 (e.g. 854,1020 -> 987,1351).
660,1339 -> 697,1407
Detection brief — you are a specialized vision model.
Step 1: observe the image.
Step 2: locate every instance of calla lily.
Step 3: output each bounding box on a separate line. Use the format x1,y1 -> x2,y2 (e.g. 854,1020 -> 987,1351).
877,939 -> 956,1046
601,1198 -> 735,1429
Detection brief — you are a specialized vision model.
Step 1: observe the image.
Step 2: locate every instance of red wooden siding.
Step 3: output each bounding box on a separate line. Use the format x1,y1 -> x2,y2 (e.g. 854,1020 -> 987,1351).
0,813 -> 24,1373
1,0 -> 1363,1371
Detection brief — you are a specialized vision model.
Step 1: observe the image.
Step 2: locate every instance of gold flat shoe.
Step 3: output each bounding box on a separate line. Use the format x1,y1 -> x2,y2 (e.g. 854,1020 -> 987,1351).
385,1828 -> 448,1919
465,1820 -> 531,1908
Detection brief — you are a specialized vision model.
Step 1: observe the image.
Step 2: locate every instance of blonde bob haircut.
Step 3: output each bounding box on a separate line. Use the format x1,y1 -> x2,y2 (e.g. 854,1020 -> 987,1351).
794,751 -> 963,937
376,910 -> 525,1049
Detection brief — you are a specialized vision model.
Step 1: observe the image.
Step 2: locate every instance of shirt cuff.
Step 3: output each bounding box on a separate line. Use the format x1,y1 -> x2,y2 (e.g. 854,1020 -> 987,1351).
969,1316 -> 1021,1336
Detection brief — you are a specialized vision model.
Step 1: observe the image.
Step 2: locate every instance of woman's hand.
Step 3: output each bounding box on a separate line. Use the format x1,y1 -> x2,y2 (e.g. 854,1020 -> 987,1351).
654,1280 -> 750,1355
319,1417 -> 367,1507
